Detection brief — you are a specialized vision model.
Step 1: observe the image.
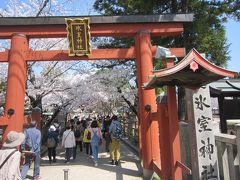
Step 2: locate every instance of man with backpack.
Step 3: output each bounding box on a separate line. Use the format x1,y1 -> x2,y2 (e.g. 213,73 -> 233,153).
47,125 -> 59,164
109,115 -> 122,165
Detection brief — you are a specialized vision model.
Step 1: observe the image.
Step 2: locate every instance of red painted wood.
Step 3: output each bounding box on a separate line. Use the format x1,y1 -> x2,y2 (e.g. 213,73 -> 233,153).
0,23 -> 183,39
135,31 -> 159,172
0,47 -> 185,62
0,50 -> 9,62
151,112 -> 161,165
167,87 -> 182,180
153,49 -> 237,78
164,58 -> 175,67
153,161 -> 162,178
166,60 -> 182,180
3,34 -> 28,141
26,48 -> 135,61
135,35 -> 143,159
157,104 -> 172,180
190,49 -> 237,77
31,112 -> 41,129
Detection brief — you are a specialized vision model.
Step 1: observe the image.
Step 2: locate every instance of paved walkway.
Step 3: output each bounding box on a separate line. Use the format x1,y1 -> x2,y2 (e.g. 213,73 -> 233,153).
25,142 -> 143,180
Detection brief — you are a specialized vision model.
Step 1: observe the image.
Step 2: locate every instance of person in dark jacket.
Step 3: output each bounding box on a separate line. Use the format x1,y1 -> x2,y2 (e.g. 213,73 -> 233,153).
102,115 -> 112,152
47,125 -> 59,163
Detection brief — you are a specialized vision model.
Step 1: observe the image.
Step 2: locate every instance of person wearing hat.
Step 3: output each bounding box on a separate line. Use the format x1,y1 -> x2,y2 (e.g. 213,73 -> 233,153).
21,121 -> 41,180
0,131 -> 25,180
47,125 -> 59,163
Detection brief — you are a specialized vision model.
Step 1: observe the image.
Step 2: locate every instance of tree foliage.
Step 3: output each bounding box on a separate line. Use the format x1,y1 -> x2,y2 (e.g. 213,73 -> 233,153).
93,0 -> 240,120
93,0 -> 240,68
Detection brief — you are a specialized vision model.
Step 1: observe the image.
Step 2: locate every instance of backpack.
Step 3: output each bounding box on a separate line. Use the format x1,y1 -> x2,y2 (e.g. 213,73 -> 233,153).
112,123 -> 122,140
74,129 -> 81,138
47,137 -> 56,148
87,131 -> 91,140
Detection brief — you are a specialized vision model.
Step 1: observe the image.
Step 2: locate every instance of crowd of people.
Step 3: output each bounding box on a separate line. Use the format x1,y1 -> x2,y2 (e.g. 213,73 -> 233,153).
53,115 -> 123,167
0,114 -> 123,180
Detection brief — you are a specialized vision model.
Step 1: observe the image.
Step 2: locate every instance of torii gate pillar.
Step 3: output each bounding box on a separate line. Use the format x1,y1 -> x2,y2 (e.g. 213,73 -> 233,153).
135,31 -> 160,178
3,34 -> 28,139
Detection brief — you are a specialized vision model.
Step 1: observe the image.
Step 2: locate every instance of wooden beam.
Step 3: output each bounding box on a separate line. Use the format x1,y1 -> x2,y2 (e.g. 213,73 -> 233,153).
153,161 -> 162,178
0,47 -> 185,62
0,23 -> 183,39
0,117 -> 9,126
176,161 -> 192,175
26,48 -> 135,61
0,50 -> 9,62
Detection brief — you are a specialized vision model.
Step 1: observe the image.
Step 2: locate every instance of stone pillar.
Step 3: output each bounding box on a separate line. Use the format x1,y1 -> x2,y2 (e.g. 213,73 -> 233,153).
3,34 -> 28,139
186,86 -> 219,179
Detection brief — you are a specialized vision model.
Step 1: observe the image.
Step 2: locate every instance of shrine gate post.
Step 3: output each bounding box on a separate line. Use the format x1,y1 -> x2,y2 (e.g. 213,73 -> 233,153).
4,34 -> 28,137
135,30 -> 160,177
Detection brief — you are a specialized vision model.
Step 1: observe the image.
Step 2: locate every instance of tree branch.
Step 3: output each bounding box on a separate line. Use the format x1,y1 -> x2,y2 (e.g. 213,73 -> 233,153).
48,61 -> 81,84
44,62 -> 58,77
36,0 -> 50,17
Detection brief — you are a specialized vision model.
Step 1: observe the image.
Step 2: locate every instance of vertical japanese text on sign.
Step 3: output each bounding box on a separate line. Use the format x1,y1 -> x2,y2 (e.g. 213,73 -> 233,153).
65,18 -> 91,56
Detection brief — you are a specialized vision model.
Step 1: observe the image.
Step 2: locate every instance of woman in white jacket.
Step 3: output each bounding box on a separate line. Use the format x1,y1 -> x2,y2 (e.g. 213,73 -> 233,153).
62,126 -> 76,163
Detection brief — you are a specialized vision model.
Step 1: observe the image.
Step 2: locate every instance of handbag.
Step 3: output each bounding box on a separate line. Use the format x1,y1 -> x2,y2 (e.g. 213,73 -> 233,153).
87,131 -> 91,140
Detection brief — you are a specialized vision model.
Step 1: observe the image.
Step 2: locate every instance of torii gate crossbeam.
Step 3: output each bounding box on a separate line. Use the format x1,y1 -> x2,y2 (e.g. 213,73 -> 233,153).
0,47 -> 185,62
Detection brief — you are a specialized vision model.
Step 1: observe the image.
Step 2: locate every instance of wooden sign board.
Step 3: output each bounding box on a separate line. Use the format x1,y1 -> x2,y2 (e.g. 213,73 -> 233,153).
65,18 -> 91,56
186,86 -> 219,180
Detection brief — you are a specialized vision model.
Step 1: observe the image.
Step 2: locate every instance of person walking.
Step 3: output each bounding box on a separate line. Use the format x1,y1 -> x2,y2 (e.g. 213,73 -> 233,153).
109,115 -> 122,165
21,121 -> 41,180
89,120 -> 102,166
0,131 -> 25,180
73,121 -> 84,159
47,125 -> 59,164
83,123 -> 92,157
62,126 -> 75,163
102,115 -> 112,152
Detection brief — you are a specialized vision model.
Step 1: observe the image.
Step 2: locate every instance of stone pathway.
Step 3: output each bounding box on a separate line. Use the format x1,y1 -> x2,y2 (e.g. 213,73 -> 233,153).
25,142 -> 143,180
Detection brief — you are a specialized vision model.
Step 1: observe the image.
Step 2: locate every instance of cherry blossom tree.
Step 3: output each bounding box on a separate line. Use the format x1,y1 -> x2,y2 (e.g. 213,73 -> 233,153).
0,0 -> 137,121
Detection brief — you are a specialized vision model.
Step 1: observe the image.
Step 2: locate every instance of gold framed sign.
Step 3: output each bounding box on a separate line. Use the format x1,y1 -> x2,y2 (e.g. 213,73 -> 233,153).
65,18 -> 91,56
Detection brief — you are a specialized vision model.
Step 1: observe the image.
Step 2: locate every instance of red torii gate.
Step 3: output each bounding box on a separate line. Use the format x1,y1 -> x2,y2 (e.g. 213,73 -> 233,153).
0,14 -> 193,179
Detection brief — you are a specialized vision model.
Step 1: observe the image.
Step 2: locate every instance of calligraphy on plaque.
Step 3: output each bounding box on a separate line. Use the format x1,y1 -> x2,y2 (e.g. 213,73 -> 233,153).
65,18 -> 91,56
186,86 -> 219,180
